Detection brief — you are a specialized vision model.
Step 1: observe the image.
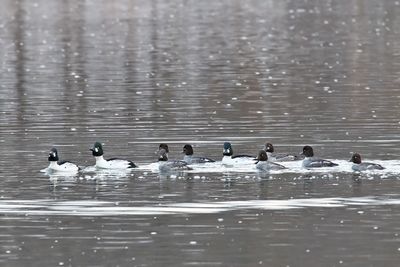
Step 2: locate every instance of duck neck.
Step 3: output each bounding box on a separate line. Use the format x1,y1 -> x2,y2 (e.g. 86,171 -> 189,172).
95,155 -> 106,163
49,161 -> 59,168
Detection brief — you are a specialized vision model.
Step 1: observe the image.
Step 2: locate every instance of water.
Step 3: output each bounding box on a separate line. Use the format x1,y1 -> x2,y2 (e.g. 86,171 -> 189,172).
1,0 -> 400,266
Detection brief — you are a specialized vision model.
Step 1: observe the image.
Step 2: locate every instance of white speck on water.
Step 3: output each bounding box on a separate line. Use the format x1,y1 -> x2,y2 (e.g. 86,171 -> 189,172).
306,249 -> 310,253
357,211 -> 364,214
236,82 -> 242,86
373,226 -> 379,230
307,96 -> 314,99
232,97 -> 238,100
70,128 -> 76,131
189,241 -> 197,245
217,218 -> 224,222
136,91 -> 142,95
150,232 -> 157,235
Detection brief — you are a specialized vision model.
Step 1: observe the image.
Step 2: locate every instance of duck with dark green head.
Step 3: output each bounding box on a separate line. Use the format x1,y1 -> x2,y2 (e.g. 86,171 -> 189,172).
90,142 -> 137,169
47,147 -> 80,173
222,142 -> 255,165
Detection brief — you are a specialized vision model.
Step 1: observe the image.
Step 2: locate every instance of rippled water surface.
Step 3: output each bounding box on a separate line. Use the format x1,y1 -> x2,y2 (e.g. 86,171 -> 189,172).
1,0 -> 400,266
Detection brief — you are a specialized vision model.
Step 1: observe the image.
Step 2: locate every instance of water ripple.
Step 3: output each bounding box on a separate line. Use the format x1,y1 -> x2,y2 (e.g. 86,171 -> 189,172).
0,196 -> 399,216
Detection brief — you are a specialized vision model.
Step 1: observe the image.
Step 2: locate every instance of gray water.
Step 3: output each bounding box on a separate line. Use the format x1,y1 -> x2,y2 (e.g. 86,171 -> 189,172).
1,0 -> 400,266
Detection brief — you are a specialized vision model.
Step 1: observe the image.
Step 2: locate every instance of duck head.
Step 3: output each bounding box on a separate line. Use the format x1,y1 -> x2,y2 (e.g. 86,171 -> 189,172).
183,144 -> 194,156
301,145 -> 314,157
90,142 -> 104,157
223,142 -> 233,156
48,148 -> 59,162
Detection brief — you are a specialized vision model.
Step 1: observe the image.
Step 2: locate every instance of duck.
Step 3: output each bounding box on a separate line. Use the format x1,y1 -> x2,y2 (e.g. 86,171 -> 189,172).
182,144 -> 215,164
222,142 -> 255,164
300,145 -> 338,168
90,142 -> 137,169
158,147 -> 192,172
256,150 -> 286,171
264,142 -> 300,161
349,153 -> 384,171
47,148 -> 80,173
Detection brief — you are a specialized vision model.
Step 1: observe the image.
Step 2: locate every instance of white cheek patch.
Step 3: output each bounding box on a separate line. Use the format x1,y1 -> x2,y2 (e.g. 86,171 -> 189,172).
95,148 -> 99,152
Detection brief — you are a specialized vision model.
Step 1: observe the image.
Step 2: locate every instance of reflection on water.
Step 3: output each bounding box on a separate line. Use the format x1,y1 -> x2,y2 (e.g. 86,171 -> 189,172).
1,0 -> 400,266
